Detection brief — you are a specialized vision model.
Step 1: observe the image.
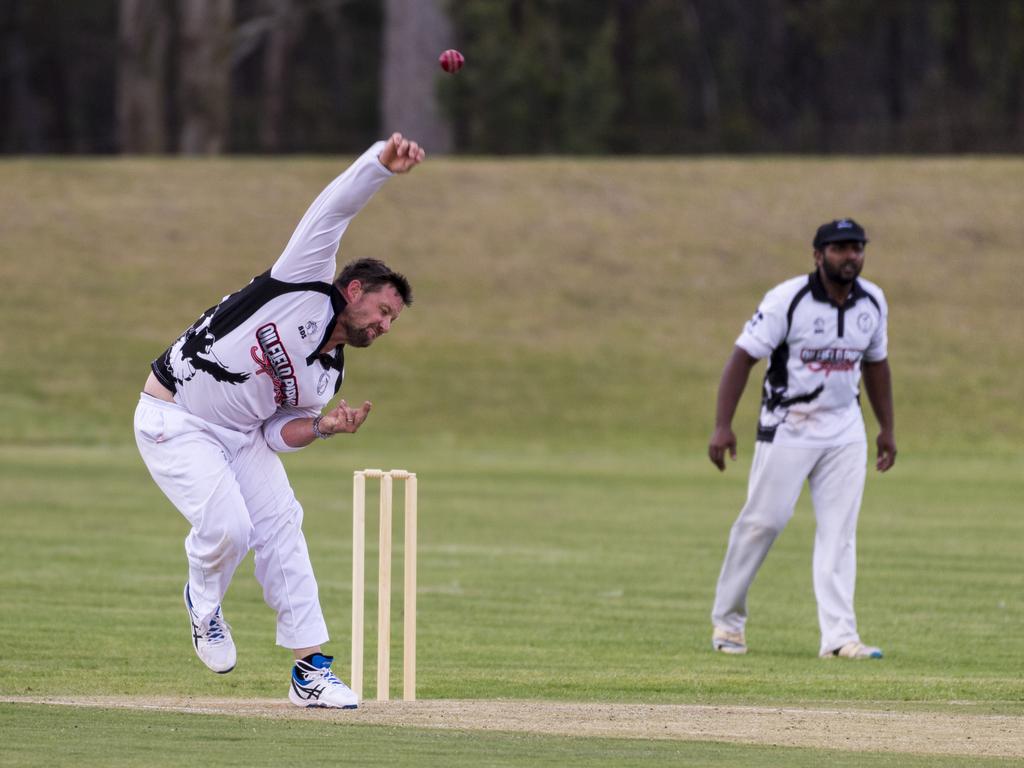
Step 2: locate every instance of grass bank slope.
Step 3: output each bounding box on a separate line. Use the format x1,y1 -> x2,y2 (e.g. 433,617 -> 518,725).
1,156 -> 1021,455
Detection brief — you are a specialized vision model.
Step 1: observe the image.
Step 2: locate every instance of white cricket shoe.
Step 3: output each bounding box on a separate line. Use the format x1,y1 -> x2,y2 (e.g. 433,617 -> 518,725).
712,626 -> 748,655
821,641 -> 883,659
289,654 -> 359,709
184,583 -> 236,674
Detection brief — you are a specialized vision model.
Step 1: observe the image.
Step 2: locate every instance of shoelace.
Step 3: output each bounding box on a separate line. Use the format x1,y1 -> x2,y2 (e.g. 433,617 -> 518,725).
298,662 -> 343,686
312,666 -> 342,686
203,610 -> 232,644
322,668 -> 342,685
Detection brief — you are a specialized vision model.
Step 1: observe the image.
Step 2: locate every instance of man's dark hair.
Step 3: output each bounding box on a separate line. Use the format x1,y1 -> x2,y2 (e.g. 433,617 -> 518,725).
335,258 -> 413,306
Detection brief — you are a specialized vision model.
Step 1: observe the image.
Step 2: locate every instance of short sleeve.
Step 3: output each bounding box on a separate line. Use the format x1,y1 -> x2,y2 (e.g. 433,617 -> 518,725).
735,285 -> 791,359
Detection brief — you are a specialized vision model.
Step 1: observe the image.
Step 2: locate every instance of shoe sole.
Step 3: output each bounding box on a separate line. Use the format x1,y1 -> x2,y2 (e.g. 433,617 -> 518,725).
288,687 -> 358,709
713,644 -> 748,655
821,651 -> 884,660
822,656 -> 883,660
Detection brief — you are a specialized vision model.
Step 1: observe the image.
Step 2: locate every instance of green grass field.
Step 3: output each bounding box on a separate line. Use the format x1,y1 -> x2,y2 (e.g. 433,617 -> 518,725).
1,155 -> 1022,765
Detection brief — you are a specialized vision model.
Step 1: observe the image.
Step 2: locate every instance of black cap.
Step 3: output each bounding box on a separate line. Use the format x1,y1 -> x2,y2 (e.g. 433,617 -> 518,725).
813,218 -> 868,250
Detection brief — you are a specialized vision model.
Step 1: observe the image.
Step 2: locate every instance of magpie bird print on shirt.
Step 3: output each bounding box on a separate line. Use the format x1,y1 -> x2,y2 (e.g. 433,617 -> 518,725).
168,311 -> 251,386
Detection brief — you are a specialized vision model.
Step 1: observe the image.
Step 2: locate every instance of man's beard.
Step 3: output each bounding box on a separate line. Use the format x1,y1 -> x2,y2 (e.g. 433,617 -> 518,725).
822,259 -> 861,285
343,320 -> 375,348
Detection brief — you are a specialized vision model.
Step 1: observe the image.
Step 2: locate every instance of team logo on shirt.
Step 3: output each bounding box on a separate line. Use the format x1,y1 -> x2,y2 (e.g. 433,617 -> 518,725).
813,317 -> 826,335
800,347 -> 862,375
857,312 -> 874,333
297,320 -> 319,340
166,310 -> 250,386
251,323 -> 298,406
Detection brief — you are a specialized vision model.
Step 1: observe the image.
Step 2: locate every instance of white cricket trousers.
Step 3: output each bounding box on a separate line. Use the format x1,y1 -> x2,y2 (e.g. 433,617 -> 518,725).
711,440 -> 868,655
134,393 -> 329,649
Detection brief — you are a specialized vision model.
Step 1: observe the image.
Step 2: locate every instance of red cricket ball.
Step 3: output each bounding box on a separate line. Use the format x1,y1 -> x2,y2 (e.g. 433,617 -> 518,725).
439,49 -> 465,74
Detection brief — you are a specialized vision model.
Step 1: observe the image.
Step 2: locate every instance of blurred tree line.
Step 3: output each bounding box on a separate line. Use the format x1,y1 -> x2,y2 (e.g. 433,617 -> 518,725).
2,0 -> 1022,154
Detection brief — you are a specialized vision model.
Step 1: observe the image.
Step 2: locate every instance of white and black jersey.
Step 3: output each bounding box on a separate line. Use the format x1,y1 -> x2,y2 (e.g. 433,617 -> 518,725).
151,141 -> 394,450
736,271 -> 888,447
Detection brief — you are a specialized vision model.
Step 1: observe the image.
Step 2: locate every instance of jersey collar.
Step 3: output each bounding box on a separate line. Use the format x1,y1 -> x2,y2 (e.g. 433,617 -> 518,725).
306,284 -> 348,370
808,270 -> 868,308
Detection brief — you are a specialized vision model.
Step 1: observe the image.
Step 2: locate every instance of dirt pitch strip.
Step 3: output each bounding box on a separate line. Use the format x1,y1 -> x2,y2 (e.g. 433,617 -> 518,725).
5,696 -> 1023,758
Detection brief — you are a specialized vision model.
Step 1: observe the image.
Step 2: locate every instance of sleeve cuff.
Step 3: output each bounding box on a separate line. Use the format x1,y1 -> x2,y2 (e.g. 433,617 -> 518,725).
262,408 -> 319,453
735,336 -> 770,360
369,140 -> 394,176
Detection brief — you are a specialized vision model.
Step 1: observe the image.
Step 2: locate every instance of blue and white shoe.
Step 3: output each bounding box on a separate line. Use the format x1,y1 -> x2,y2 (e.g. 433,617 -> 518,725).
183,583 -> 236,674
289,654 -> 359,709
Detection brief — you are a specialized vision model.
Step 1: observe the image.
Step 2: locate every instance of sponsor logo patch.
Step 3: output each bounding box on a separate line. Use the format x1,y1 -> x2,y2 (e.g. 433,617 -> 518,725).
251,323 -> 299,406
800,347 -> 862,376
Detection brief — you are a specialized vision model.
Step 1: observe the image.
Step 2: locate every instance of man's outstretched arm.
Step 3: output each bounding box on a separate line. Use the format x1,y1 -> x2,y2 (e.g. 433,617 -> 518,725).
271,133 -> 425,284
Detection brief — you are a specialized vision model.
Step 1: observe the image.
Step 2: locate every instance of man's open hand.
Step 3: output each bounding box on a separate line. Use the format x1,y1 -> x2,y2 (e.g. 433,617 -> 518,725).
319,399 -> 372,434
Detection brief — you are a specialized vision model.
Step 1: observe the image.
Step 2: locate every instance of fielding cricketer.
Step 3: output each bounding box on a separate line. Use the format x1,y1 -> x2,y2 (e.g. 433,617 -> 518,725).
134,133 -> 425,708
708,218 -> 896,659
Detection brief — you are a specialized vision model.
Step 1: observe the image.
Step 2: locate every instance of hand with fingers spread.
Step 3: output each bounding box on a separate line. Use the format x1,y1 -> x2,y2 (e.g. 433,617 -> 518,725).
317,399 -> 372,436
378,132 -> 425,174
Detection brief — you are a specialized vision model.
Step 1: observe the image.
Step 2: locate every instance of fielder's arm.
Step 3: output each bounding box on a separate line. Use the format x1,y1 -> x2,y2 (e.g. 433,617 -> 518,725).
708,346 -> 759,471
862,358 -> 896,472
